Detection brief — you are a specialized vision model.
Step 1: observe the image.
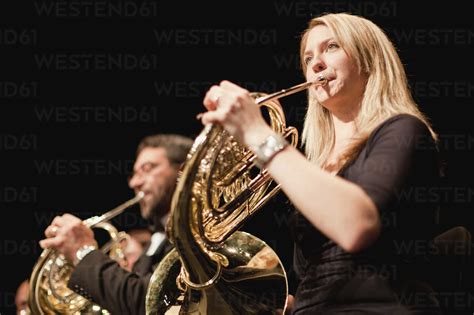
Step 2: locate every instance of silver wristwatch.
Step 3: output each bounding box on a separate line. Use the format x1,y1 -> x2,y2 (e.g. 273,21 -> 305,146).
74,245 -> 97,266
252,134 -> 289,169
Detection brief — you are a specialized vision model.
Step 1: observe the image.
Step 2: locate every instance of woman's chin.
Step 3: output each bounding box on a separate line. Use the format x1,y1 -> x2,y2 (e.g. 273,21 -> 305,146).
315,93 -> 331,105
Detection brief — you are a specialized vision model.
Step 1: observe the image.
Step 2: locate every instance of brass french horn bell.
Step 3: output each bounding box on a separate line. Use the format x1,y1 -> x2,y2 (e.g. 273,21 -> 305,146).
146,75 -> 329,315
28,192 -> 144,315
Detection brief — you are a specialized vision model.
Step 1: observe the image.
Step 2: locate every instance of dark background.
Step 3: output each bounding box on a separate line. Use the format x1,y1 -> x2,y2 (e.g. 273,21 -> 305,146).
1,1 -> 473,314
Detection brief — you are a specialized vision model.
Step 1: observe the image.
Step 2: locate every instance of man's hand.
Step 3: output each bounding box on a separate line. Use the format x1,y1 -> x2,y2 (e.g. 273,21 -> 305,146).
276,294 -> 294,315
40,214 -> 98,263
285,295 -> 294,314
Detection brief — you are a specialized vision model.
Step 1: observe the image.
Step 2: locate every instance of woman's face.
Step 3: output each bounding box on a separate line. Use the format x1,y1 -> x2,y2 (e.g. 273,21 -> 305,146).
304,24 -> 367,114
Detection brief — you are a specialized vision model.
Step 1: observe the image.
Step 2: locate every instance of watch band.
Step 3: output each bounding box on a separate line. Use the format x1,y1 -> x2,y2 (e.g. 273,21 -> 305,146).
74,245 -> 97,266
251,134 -> 289,169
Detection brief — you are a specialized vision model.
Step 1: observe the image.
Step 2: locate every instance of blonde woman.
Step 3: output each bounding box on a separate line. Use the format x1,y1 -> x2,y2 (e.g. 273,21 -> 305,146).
201,13 -> 441,314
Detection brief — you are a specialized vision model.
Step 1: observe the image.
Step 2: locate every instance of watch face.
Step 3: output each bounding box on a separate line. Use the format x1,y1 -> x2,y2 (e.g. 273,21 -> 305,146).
255,135 -> 288,168
75,246 -> 96,265
263,146 -> 273,157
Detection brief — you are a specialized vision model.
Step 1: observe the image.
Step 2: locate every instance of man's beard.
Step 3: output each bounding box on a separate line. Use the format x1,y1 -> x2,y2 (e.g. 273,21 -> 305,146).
145,181 -> 175,225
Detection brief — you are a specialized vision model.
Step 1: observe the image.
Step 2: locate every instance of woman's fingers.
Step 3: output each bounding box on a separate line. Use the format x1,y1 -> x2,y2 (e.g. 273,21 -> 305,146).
219,80 -> 249,94
200,109 -> 227,125
44,225 -> 59,238
203,81 -> 250,111
203,85 -> 223,111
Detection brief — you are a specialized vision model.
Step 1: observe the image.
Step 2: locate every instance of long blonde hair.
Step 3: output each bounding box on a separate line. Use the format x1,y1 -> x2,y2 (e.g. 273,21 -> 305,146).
300,13 -> 436,167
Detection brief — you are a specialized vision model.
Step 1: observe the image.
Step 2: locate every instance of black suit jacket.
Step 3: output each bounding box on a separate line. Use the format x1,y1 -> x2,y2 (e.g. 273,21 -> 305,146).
68,237 -> 174,315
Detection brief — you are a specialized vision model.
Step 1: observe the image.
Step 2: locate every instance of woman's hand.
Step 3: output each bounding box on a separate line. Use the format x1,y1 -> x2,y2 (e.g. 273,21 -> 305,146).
201,80 -> 274,148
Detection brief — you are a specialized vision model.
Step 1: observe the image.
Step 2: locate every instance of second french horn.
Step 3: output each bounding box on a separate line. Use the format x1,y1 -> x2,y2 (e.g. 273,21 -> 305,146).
28,192 -> 144,315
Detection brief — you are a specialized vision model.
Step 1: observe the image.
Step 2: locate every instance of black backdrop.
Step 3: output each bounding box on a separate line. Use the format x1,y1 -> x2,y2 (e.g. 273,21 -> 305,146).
1,1 -> 474,314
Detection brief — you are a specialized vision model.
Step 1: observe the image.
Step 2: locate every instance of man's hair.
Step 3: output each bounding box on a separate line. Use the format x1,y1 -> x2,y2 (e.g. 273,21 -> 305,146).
136,134 -> 193,164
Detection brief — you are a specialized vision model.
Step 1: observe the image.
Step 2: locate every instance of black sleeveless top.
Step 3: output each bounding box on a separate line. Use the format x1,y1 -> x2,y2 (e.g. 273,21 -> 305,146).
290,114 -> 442,315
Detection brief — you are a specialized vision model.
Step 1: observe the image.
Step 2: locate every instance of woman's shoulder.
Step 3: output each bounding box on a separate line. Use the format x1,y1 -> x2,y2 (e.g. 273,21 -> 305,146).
370,113 -> 431,142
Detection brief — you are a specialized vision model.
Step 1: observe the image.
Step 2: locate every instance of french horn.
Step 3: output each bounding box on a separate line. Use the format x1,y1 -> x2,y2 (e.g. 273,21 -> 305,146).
146,76 -> 329,314
28,191 -> 144,314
